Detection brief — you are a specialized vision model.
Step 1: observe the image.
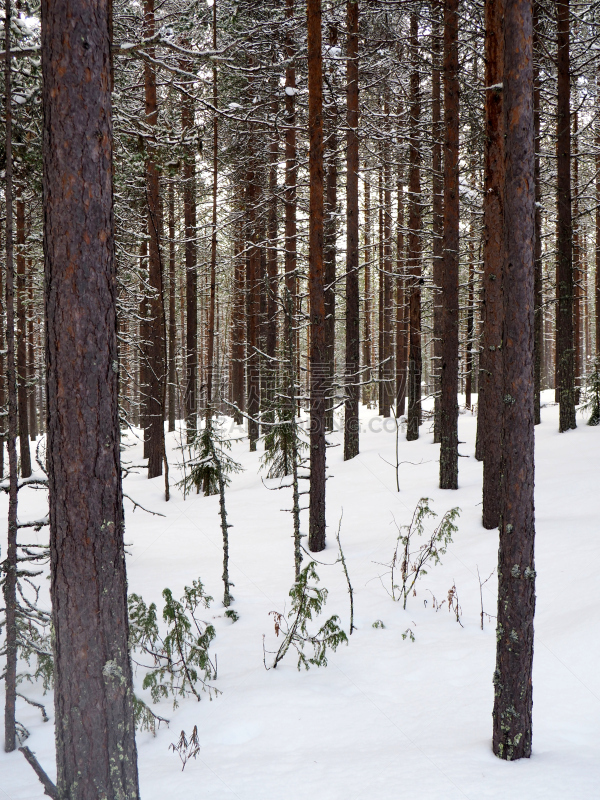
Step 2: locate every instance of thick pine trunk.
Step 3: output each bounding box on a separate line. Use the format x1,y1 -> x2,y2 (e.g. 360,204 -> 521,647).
344,0 -> 360,460
555,0 -> 576,431
246,164 -> 260,451
439,0 -> 460,490
480,0 -> 505,528
231,205 -> 245,422
362,164 -> 372,404
382,92 -> 393,418
492,0 -> 536,760
307,0 -> 326,551
406,13 -> 422,442
42,0 -> 140,791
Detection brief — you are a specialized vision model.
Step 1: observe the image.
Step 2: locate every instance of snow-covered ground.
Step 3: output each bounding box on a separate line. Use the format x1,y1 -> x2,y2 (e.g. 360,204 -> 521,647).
2,390 -> 599,799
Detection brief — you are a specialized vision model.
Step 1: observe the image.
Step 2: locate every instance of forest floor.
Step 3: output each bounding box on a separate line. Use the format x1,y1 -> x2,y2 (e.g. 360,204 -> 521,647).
1,390 -> 599,799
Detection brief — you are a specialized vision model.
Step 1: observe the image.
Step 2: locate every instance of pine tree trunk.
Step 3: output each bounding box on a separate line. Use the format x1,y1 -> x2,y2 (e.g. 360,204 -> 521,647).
168,179 -> 176,433
182,88 -> 198,442
27,273 -> 38,440
363,162 -> 372,404
572,109 -> 581,404
3,0 -> 19,750
555,0 -> 576,431
344,0 -> 360,460
382,91 -> 393,418
533,2 -> 542,425
246,164 -> 260,451
492,0 -> 536,760
42,0 -> 140,791
307,0 -> 326,551
16,192 -> 31,477
324,23 -> 337,432
439,0 -> 460,490
206,0 -> 218,415
266,97 -> 279,415
144,0 -> 165,476
231,204 -> 245,423
480,0 -> 505,527
431,0 -> 443,443
406,12 -> 422,442
396,166 -> 407,417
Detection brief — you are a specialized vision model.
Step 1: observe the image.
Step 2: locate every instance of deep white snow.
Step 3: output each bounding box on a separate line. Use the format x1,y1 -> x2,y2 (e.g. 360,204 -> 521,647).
1,390 -> 599,799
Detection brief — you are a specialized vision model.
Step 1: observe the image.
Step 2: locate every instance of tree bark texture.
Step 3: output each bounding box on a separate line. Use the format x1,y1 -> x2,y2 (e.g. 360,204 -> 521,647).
439,0 -> 460,490
182,90 -> 198,442
344,0 -> 360,461
406,13 -> 422,442
3,0 -> 19,751
206,0 -> 218,414
533,3 -> 542,425
324,23 -> 337,432
167,179 -> 176,432
307,0 -> 326,551
396,167 -> 407,418
41,0 -> 140,793
143,0 -> 165,475
555,0 -> 576,431
480,0 -> 505,528
16,192 -> 31,477
431,1 -> 443,443
492,0 -> 536,761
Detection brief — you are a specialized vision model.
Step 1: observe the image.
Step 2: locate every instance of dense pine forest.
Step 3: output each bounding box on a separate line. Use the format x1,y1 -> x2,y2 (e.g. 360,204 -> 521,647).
0,0 -> 598,798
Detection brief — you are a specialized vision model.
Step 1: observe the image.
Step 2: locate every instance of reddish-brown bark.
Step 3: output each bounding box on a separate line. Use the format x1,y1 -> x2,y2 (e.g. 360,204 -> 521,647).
439,0 -> 460,490
555,0 -> 576,431
143,0 -> 165,476
344,0 -> 360,460
307,0 -> 326,551
480,0 -> 505,527
431,0 -> 443,443
42,0 -> 140,791
406,13 -> 422,442
16,191 -> 31,477
492,0 -> 536,761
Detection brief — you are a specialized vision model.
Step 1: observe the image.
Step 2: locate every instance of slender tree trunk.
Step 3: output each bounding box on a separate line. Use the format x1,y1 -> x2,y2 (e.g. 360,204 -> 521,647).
492,0 -> 536,760
206,0 -> 218,415
182,89 -> 198,442
533,2 -> 542,425
572,108 -> 581,404
27,270 -> 38,440
480,0 -> 505,527
168,179 -> 176,432
406,13 -> 422,442
266,97 -> 279,415
596,65 -> 600,359
363,163 -> 372,404
0,226 -> 5,478
439,0 -> 459,490
396,165 -> 407,417
382,90 -> 393,418
231,203 -> 245,422
378,161 -> 385,415
307,0 -> 326,551
555,0 -> 576,431
344,0 -> 360,460
324,23 -> 338,432
3,0 -> 19,751
246,164 -> 260,451
432,0 -> 443,443
144,0 -> 165,476
42,0 -> 140,791
16,192 -> 31,476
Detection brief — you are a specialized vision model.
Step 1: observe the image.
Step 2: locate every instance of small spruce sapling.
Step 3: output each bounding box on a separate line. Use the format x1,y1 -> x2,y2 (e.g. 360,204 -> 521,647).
128,579 -> 219,708
382,498 -> 460,609
178,417 -> 242,606
266,561 -> 348,670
